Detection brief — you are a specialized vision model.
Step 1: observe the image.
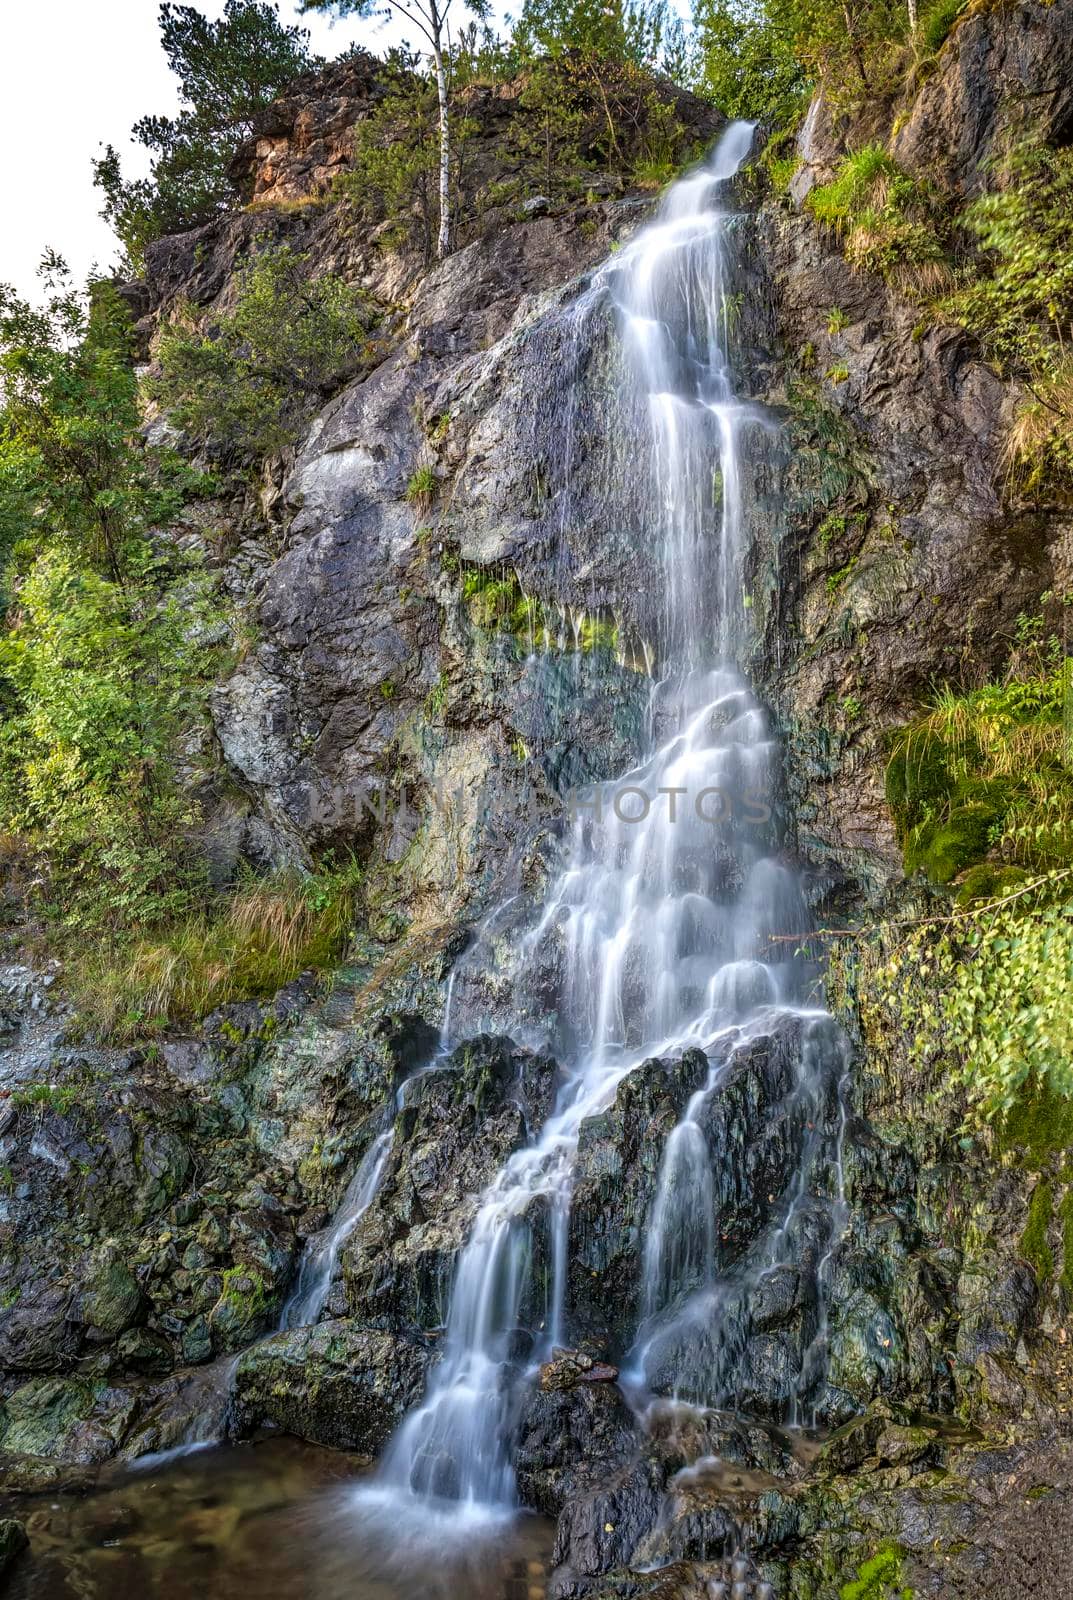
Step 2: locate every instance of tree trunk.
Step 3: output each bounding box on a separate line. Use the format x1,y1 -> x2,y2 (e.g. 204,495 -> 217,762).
432,33 -> 451,259
908,0 -> 918,31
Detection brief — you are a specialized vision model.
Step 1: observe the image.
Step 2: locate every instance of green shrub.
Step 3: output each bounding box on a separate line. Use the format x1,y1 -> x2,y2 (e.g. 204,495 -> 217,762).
808,147 -> 951,297
0,549 -> 223,934
153,244 -> 377,461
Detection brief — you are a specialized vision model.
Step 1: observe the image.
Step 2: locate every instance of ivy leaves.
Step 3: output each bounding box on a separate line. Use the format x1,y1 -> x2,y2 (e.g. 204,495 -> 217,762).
872,871 -> 1073,1124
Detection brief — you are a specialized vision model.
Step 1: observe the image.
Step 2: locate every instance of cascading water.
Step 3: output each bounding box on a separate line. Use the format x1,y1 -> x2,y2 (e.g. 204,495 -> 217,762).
369,120 -> 848,1517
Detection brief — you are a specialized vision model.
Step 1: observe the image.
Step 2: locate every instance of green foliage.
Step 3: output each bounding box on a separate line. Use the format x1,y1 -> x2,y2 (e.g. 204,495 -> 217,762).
885,637 -> 1073,887
918,0 -> 968,56
458,563 -> 619,654
840,1545 -> 912,1600
874,627 -> 1073,1126
516,0 -> 688,74
339,38 -> 695,245
693,0 -> 805,126
71,857 -> 362,1040
873,873 -> 1073,1123
942,142 -> 1073,493
808,147 -> 951,296
0,262 -> 186,583
153,244 -> 377,461
333,62 -> 447,260
93,2 -> 317,271
0,260 -> 225,934
405,464 -> 438,505
0,550 -> 219,931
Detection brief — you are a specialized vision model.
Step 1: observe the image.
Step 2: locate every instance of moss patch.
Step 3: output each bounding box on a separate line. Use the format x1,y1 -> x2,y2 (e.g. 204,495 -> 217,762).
999,1077 -> 1073,1170
1021,1180 -> 1055,1285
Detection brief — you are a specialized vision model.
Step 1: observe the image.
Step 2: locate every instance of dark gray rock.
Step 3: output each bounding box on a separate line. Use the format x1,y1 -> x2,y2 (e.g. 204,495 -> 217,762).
233,1318 -> 429,1451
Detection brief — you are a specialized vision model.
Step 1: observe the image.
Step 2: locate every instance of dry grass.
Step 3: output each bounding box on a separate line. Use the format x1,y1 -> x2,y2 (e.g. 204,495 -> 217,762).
70,865 -> 360,1042
1004,358 -> 1073,493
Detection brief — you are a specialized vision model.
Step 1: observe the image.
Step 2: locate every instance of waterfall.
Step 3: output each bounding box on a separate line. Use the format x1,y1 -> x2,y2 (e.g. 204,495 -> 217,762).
367,120 -> 848,1517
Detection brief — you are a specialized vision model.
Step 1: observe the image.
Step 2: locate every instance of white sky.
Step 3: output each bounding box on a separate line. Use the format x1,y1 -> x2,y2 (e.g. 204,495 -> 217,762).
0,0 -> 437,302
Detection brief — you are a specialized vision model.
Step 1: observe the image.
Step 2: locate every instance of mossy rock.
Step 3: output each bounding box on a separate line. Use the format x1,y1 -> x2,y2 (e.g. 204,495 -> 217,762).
904,800 -> 1000,884
1021,1179 -> 1055,1285
999,1076 -> 1073,1170
0,1520 -> 27,1580
954,863 -> 1029,907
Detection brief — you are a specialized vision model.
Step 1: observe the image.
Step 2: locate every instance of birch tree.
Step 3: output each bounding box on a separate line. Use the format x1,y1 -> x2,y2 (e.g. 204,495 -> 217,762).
303,0 -> 487,259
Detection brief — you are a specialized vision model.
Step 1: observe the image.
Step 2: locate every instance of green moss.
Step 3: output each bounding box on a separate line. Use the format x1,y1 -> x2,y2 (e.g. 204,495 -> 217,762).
954,863 -> 1030,907
884,726 -> 954,842
1059,1189 -> 1073,1298
219,1266 -> 269,1321
999,1077 -> 1073,1169
839,1544 -> 912,1600
904,800 -> 1000,884
458,564 -> 619,657
1021,1180 -> 1055,1285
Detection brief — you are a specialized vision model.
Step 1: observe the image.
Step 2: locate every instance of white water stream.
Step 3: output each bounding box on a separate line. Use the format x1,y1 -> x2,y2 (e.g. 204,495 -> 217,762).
358,121 -> 848,1517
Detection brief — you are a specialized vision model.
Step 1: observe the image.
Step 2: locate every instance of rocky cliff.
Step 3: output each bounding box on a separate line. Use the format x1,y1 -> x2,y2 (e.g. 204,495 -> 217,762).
2,11 -> 1072,1598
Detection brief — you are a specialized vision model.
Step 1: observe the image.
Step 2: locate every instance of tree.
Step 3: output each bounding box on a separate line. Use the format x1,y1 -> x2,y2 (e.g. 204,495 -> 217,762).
0,254 -> 180,584
93,2 -> 318,271
0,259 -> 221,930
516,0 -> 687,73
302,0 -> 488,259
692,0 -> 803,125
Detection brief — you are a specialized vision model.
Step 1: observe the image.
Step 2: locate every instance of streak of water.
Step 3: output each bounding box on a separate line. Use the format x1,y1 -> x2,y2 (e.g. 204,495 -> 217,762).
279,1129 -> 394,1332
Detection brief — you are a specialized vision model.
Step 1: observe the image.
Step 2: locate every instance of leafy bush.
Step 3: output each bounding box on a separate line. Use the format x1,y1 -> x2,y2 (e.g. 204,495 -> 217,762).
0,265 -> 188,581
0,550 -> 222,932
332,62 -> 451,260
886,627 -> 1073,886
872,871 -> 1073,1123
0,261 -> 226,934
153,244 -> 378,461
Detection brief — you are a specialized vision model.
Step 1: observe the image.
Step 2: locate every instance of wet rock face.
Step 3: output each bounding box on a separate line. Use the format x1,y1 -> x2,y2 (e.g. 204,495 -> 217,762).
232,1318 -> 429,1452
342,1035 -> 558,1330
513,1370 -> 640,1517
566,1051 -> 709,1352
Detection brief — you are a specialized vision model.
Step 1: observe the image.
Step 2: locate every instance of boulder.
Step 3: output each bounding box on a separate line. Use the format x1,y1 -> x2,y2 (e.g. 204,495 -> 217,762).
232,1318 -> 429,1451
